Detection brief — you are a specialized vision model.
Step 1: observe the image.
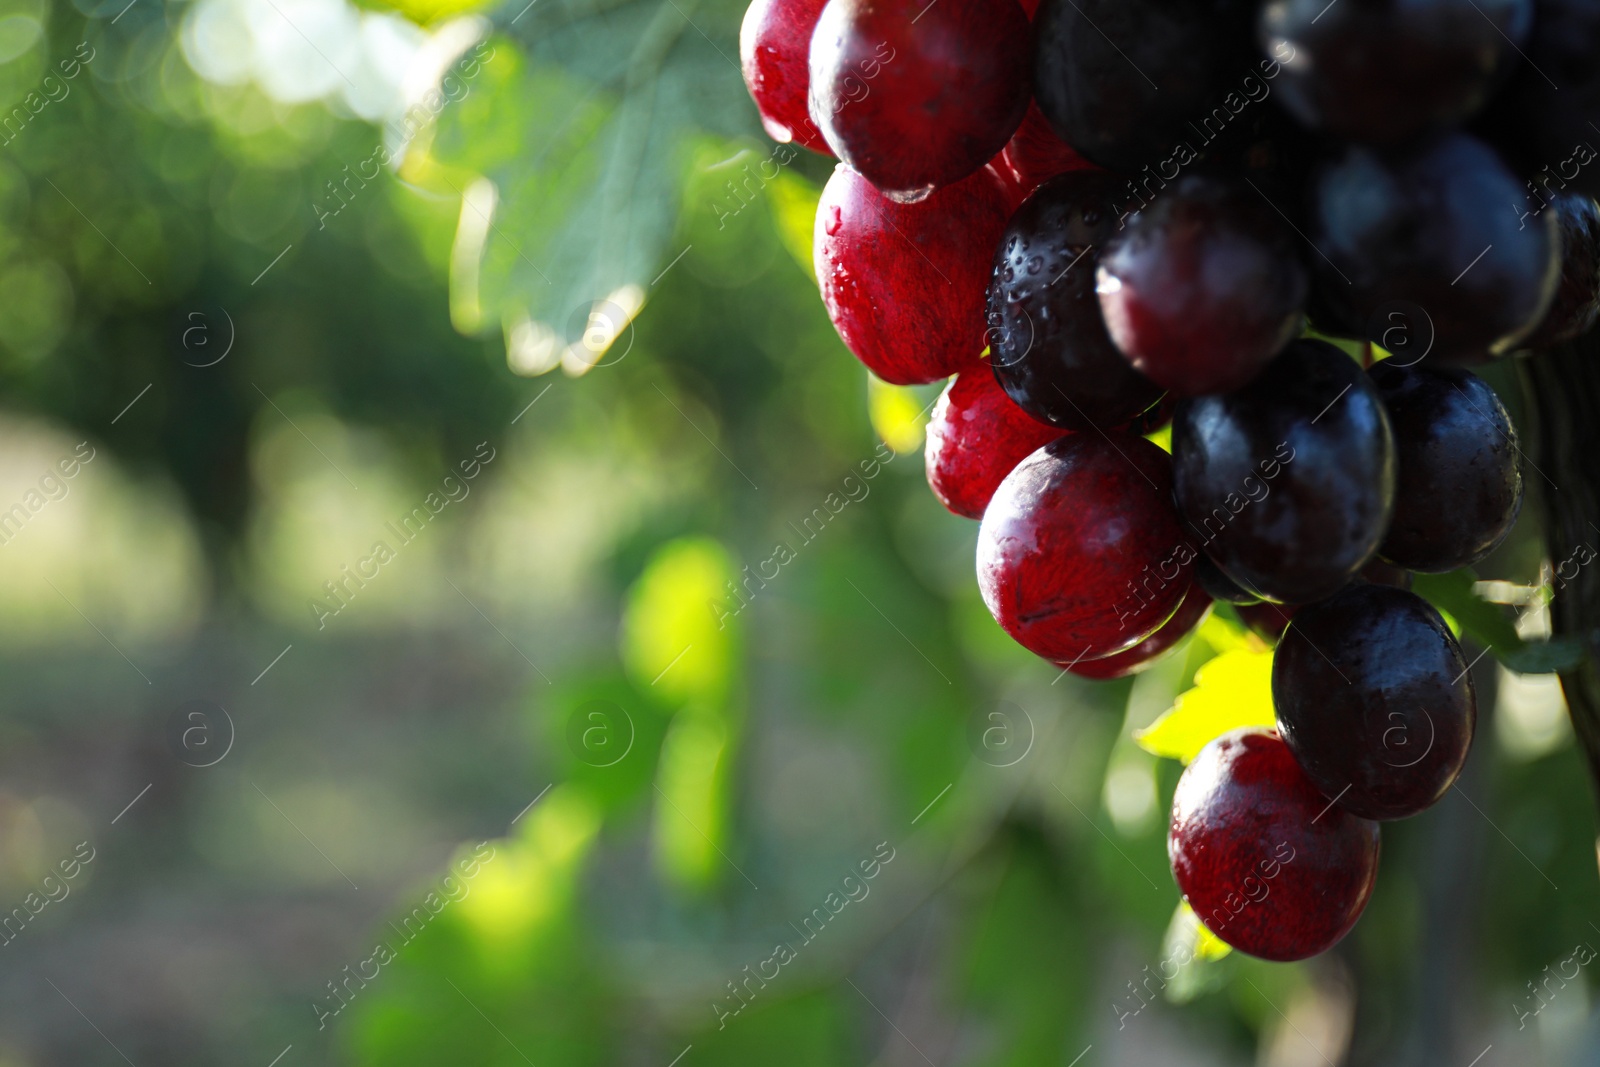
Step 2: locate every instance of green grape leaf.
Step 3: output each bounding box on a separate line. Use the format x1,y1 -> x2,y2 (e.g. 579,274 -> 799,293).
1412,569 -> 1584,675
426,0 -> 759,369
1134,648 -> 1276,764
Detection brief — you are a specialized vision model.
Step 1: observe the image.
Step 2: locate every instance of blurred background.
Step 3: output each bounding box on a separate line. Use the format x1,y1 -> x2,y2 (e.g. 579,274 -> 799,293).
0,0 -> 1597,1064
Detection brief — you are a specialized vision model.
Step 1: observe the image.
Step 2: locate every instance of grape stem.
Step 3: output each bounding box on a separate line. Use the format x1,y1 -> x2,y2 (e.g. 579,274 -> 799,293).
1519,335 -> 1600,814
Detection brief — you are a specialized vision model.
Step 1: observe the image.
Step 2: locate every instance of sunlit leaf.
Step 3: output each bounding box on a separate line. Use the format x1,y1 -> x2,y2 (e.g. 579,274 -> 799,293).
653,705 -> 731,890
456,785 -> 601,956
622,537 -> 739,704
868,375 -> 932,454
767,168 -> 820,283
426,0 -> 759,365
1134,648 -> 1276,763
1413,569 -> 1583,674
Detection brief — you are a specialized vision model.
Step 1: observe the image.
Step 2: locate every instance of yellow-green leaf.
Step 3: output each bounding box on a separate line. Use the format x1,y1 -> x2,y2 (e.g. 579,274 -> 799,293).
653,706 -> 731,891
868,375 -> 932,455
768,169 -> 820,284
1134,648 -> 1276,763
621,538 -> 739,705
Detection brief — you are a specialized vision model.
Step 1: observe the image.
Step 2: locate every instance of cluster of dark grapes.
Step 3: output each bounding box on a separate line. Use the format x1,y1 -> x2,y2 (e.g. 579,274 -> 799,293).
741,0 -> 1600,960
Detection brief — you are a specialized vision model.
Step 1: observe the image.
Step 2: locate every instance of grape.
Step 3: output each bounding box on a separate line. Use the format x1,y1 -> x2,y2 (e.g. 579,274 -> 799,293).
924,367 -> 1063,519
1310,133 -> 1560,362
1065,582 -> 1212,680
1169,729 -> 1381,961
986,172 -> 1165,430
997,100 -> 1097,200
808,0 -> 1031,201
977,433 -> 1192,662
1475,0 -> 1600,199
1032,0 -> 1251,174
1274,584 -> 1476,820
1369,362 -> 1523,573
741,0 -> 833,153
1096,174 -> 1307,395
815,163 -> 1009,384
1172,339 -> 1396,604
1520,192 -> 1600,350
1259,0 -> 1532,145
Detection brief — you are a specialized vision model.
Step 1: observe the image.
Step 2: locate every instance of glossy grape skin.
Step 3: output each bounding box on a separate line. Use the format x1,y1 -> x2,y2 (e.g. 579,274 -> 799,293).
741,0 -> 833,153
808,0 -> 1030,201
815,164 -> 1008,384
1032,0 -> 1251,174
977,433 -> 1192,662
1259,0 -> 1531,145
1173,339 -> 1396,604
998,100 -> 1097,199
1476,0 -> 1600,199
1274,584 -> 1476,820
986,173 -> 1165,430
1169,729 -> 1381,962
1065,582 -> 1212,680
1369,362 -> 1523,572
1195,552 -> 1260,605
1310,134 -> 1560,362
924,368 -> 1063,519
1521,193 -> 1600,350
1097,175 -> 1307,395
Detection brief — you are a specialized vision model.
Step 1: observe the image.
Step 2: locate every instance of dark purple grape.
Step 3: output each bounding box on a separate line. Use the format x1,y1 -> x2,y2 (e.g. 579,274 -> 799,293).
808,0 -> 1031,200
1172,339 -> 1396,604
1032,0 -> 1254,174
1259,0 -> 1532,144
1520,192 -> 1600,349
1274,584 -> 1476,821
1369,362 -> 1524,572
1475,0 -> 1600,199
1310,133 -> 1560,362
986,172 -> 1164,430
1096,175 -> 1307,395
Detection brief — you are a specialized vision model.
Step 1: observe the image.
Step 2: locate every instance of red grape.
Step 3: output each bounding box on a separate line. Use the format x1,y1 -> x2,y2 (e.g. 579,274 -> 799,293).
808,0 -> 1031,201
997,100 -> 1096,200
815,163 -> 1008,384
1065,581 -> 1212,680
924,368 -> 1063,519
977,432 -> 1192,662
1169,729 -> 1381,961
741,0 -> 834,153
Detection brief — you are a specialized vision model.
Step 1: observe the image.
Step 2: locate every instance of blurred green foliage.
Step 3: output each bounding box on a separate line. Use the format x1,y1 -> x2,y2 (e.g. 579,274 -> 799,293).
0,0 -> 1598,1064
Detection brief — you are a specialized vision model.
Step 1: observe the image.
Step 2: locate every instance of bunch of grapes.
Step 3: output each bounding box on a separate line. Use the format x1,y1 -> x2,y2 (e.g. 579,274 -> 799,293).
741,0 -> 1600,960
